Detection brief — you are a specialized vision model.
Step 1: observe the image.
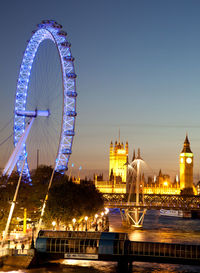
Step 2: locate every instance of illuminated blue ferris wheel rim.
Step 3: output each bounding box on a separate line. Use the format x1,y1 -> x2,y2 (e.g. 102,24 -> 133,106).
14,20 -> 77,179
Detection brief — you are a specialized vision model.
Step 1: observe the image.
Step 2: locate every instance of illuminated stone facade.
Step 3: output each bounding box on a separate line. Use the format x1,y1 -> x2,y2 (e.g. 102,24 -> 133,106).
109,140 -> 128,183
179,135 -> 193,190
95,135 -> 198,195
143,169 -> 180,194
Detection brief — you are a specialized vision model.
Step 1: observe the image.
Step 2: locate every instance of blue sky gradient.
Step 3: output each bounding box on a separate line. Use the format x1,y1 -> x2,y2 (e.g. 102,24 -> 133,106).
1,0 -> 200,180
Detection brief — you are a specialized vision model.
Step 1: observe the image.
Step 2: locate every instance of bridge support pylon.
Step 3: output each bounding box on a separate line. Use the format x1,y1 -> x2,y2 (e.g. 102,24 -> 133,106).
123,152 -> 147,228
121,207 -> 146,228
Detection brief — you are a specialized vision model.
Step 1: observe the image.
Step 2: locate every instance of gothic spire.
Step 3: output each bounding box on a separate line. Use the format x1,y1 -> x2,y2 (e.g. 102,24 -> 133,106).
181,134 -> 192,153
132,149 -> 136,161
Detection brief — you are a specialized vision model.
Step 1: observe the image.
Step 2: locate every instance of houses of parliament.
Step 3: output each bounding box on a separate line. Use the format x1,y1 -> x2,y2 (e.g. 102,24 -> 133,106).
95,134 -> 198,195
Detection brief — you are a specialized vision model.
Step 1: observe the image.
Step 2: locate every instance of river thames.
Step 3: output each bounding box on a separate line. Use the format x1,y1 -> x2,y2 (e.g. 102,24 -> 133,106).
1,210 -> 200,273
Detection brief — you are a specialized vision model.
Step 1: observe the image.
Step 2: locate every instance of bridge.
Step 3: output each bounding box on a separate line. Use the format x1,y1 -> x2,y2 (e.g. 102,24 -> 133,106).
35,230 -> 200,271
103,193 -> 200,210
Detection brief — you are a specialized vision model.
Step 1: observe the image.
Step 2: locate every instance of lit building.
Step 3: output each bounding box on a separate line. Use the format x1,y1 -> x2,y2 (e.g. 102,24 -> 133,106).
94,137 -> 128,193
197,181 -> 200,195
95,134 -> 197,195
143,170 -> 180,195
109,139 -> 128,182
179,135 -> 193,190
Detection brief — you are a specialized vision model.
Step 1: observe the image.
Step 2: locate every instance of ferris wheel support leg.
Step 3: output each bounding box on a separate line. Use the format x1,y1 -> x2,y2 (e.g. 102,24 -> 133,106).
36,167 -> 56,235
3,159 -> 26,241
2,118 -> 35,177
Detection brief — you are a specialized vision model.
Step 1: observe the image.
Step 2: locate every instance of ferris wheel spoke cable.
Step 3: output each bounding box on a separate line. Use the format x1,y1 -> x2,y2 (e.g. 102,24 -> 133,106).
27,116 -> 58,168
0,119 -> 31,147
43,126 -> 56,165
0,133 -> 13,147
0,117 -> 13,134
12,20 -> 77,179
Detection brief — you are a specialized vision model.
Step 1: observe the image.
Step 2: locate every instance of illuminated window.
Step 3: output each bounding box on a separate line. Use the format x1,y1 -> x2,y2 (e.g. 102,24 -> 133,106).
180,158 -> 184,163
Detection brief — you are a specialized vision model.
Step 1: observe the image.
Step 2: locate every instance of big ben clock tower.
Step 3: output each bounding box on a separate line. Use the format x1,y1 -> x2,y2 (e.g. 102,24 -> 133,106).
179,135 -> 193,190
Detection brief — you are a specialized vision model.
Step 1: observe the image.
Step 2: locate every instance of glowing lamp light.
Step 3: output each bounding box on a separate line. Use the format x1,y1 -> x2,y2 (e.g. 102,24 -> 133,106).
105,208 -> 109,214
95,214 -> 98,219
52,221 -> 56,227
72,218 -> 76,224
101,212 -> 104,217
163,181 -> 168,187
84,216 -> 88,221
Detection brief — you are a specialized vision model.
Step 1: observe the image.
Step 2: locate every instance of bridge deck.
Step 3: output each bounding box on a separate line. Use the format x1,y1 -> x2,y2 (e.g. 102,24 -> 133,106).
103,193 -> 200,210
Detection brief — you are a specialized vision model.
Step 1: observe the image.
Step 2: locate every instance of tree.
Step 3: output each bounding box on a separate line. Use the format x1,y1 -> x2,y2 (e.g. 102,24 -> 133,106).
43,178 -> 104,229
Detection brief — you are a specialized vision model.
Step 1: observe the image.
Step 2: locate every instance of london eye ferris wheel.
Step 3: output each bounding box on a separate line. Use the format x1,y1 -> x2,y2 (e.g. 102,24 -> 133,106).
12,20 -> 77,180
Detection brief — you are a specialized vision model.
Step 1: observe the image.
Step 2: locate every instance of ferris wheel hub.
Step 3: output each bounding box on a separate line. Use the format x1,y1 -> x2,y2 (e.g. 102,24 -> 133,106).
16,109 -> 50,118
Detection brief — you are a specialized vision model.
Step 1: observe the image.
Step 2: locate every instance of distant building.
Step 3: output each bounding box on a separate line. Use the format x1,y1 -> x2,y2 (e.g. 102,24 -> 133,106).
179,135 -> 193,190
197,181 -> 200,195
143,169 -> 180,195
95,134 -> 197,195
109,139 -> 128,183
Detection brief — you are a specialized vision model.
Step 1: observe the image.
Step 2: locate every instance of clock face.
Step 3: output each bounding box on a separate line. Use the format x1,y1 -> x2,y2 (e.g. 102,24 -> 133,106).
186,158 -> 192,164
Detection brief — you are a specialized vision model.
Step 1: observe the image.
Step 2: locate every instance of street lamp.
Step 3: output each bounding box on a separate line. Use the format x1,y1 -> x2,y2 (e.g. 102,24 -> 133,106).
78,166 -> 82,181
85,216 -> 88,232
52,221 -> 56,230
72,218 -> 76,231
101,212 -> 104,230
104,208 -> 109,231
31,223 -> 35,249
105,208 -> 109,215
68,163 -> 74,181
95,214 -> 98,231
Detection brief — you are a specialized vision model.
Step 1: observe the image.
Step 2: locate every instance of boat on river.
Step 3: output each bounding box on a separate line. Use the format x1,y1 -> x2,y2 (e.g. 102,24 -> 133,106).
160,209 -> 184,218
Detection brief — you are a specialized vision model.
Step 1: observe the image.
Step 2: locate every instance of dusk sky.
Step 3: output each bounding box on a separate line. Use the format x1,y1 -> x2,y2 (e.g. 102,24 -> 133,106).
1,0 -> 200,180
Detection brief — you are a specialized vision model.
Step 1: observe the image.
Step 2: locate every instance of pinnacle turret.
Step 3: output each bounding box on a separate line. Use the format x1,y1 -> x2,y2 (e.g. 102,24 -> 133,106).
181,134 -> 192,153
132,149 -> 136,161
136,148 -> 142,159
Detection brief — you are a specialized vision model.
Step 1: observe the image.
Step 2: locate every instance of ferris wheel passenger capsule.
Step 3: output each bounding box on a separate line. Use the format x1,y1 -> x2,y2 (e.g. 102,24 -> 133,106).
61,42 -> 71,48
64,130 -> 75,136
56,165 -> 68,173
66,91 -> 77,97
52,23 -> 62,29
66,111 -> 77,117
64,56 -> 75,62
66,73 -> 77,79
62,148 -> 72,155
58,30 -> 67,37
37,23 -> 44,28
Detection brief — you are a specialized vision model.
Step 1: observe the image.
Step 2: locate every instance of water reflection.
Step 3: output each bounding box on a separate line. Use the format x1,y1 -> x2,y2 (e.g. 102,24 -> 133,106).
1,210 -> 200,273
110,209 -> 200,244
62,259 -> 116,272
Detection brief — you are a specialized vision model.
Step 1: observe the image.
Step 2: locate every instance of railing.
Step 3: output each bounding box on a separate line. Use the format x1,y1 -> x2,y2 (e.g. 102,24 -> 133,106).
103,194 -> 200,210
129,241 -> 200,260
11,248 -> 29,255
46,237 -> 99,255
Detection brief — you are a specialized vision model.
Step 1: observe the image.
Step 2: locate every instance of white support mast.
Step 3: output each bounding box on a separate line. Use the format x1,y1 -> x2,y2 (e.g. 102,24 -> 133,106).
3,159 -> 26,241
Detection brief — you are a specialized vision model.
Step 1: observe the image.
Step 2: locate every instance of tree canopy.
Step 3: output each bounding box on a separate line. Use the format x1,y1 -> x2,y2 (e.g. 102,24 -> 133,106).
0,165 -> 104,232
43,175 -> 104,228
